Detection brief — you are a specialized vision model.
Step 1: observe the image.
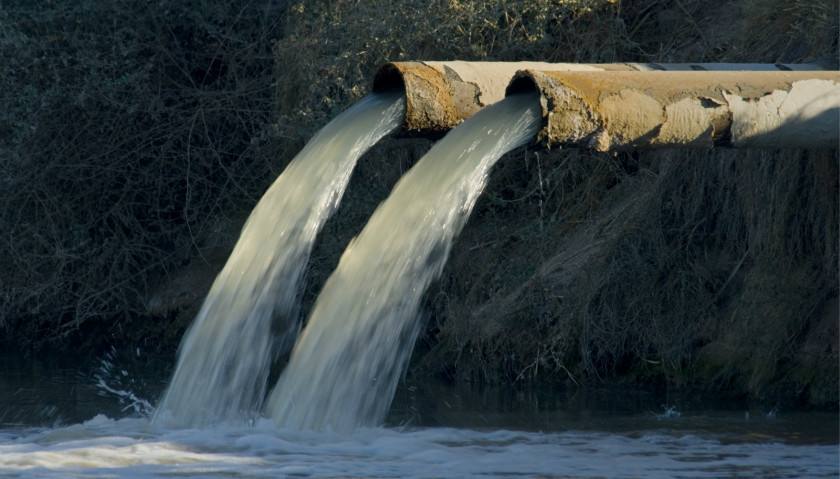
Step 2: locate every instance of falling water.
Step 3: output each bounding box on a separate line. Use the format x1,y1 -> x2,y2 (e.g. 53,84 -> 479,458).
266,93 -> 541,432
155,93 -> 405,426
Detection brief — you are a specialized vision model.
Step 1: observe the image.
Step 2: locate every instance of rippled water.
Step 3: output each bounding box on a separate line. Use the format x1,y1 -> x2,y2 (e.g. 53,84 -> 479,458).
1,416 -> 837,478
1,352 -> 837,478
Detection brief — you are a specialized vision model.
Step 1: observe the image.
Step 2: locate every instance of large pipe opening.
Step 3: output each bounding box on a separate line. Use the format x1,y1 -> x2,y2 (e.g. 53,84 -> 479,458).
371,63 -> 406,93
505,75 -> 540,96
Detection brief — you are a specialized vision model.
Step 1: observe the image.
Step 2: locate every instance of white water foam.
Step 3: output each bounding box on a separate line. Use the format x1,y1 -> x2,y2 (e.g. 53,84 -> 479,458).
155,93 -> 405,427
0,416 -> 836,478
266,93 -> 543,432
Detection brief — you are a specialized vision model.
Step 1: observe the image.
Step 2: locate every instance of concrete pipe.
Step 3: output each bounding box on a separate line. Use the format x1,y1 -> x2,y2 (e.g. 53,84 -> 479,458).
624,63 -> 824,72
371,61 -> 824,133
505,71 -> 840,150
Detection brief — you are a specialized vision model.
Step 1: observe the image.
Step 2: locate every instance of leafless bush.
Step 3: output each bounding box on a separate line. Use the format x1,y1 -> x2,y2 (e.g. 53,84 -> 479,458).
0,0 -> 286,343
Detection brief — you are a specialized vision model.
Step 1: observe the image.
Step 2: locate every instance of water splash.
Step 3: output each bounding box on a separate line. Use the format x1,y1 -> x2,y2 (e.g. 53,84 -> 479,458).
155,93 -> 405,426
266,93 -> 541,432
94,348 -> 154,417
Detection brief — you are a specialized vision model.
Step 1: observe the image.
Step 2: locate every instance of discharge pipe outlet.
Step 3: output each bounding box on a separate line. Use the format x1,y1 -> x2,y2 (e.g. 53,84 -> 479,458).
505,71 -> 840,150
372,61 -> 823,133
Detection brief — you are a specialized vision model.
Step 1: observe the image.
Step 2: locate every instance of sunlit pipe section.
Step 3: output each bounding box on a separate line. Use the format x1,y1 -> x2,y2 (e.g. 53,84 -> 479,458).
625,62 -> 825,72
372,61 -> 824,133
505,70 -> 840,150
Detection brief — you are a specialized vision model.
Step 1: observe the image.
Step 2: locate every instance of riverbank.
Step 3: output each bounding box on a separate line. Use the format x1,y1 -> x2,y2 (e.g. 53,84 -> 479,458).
1,0 -> 837,407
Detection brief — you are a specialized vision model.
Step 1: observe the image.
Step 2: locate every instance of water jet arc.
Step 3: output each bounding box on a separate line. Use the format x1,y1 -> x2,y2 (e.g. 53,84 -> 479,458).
154,93 -> 405,426
373,61 -> 824,133
506,70 -> 840,150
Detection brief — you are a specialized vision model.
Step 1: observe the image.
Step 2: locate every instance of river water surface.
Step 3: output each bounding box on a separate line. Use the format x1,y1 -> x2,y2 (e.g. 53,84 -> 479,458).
1,351 -> 837,478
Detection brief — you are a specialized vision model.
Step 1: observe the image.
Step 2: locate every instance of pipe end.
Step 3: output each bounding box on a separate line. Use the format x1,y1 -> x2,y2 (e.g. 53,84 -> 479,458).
372,63 -> 407,93
505,71 -> 540,96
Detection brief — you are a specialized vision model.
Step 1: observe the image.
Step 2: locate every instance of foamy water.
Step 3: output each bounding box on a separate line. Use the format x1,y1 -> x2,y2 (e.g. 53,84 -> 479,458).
1,355 -> 837,478
156,93 -> 405,426
1,415 -> 836,478
267,93 -> 543,432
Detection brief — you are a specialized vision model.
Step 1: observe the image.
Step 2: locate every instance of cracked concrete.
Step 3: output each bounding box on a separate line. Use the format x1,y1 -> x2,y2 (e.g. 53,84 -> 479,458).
726,78 -> 840,147
373,61 -> 611,133
371,62 -> 820,134
507,71 -> 840,150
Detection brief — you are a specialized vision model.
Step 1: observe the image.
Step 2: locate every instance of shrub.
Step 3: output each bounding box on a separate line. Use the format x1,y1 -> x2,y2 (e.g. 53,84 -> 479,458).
0,0 -> 285,343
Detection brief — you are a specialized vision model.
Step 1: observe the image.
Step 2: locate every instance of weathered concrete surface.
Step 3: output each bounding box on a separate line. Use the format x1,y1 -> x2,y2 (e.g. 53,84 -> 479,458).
627,63 -> 824,71
506,71 -> 840,150
373,61 -> 607,132
372,62 -> 825,133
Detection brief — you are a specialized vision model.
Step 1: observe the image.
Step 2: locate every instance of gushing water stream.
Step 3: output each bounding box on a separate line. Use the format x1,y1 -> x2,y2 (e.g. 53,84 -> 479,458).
155,93 -> 405,426
266,93 -> 542,431
1,91 -> 837,478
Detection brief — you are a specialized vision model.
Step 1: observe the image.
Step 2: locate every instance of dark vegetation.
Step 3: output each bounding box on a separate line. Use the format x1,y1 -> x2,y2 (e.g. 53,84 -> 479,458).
1,0 -> 837,406
1,0 -> 285,346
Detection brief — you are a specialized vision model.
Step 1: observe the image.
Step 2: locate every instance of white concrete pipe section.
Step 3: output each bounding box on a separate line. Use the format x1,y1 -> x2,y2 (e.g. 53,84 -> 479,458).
504,70 -> 840,150
625,63 -> 824,72
371,61 -> 824,133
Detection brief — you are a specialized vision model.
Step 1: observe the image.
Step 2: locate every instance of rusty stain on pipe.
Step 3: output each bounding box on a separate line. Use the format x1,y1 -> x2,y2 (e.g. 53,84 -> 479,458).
372,61 -> 823,133
373,62 -> 604,132
504,71 -> 840,150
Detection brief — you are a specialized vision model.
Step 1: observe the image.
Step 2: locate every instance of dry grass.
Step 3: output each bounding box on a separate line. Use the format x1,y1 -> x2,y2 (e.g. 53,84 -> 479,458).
421,146 -> 837,404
